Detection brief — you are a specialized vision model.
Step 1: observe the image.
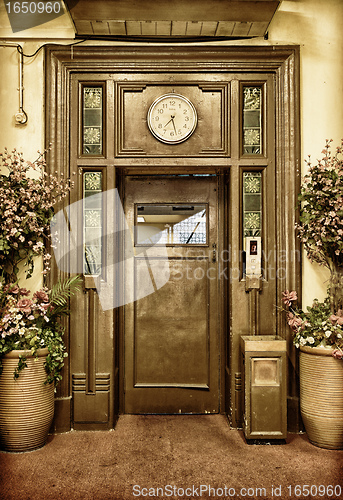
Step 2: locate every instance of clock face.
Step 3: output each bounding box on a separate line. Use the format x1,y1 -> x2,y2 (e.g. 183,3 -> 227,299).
147,93 -> 197,144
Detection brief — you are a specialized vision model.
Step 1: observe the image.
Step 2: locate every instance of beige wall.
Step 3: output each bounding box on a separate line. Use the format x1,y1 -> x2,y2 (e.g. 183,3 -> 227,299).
0,0 -> 342,304
269,0 -> 343,305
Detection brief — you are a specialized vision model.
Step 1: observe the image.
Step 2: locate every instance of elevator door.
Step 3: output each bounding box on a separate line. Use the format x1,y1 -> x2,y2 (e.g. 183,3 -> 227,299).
124,176 -> 220,414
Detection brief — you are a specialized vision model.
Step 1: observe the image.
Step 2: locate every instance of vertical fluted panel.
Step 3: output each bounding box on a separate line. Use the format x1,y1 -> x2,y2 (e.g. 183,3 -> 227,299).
300,346 -> 343,450
0,349 -> 54,452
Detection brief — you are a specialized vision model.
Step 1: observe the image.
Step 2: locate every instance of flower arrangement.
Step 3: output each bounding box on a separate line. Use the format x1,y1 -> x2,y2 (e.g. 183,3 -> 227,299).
0,276 -> 82,384
282,290 -> 343,359
0,148 -> 73,284
282,139 -> 343,360
296,139 -> 343,313
0,147 -> 80,384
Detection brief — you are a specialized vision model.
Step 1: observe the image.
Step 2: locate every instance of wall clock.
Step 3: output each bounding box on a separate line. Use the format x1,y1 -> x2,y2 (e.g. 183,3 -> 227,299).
147,93 -> 197,144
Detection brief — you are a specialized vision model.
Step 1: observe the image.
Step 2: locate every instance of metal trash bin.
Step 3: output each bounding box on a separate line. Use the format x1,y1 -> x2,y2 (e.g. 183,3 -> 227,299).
241,335 -> 287,440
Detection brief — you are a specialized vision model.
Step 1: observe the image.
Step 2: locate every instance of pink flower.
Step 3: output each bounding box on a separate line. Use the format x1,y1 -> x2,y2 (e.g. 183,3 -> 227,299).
4,284 -> 20,295
332,349 -> 343,360
329,310 -> 343,326
287,313 -> 303,332
33,290 -> 49,302
282,290 -> 298,306
16,298 -> 33,313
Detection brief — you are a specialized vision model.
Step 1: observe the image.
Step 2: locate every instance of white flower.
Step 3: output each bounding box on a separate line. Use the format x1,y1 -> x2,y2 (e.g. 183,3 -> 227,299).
33,241 -> 44,251
300,337 -> 306,346
325,330 -> 332,338
338,333 -> 342,339
308,336 -> 315,344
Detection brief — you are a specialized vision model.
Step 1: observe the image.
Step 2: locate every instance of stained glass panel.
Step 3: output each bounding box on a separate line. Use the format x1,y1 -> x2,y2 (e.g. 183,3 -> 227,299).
84,172 -> 102,274
83,87 -> 103,155
135,204 -> 207,245
243,87 -> 262,155
243,172 -> 262,239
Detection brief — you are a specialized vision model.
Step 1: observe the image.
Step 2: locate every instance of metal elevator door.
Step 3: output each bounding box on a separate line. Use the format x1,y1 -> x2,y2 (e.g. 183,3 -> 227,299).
123,175 -> 220,414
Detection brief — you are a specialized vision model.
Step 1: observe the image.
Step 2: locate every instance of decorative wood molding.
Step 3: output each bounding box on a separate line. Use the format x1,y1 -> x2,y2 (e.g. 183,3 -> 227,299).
72,373 -> 111,424
116,83 -> 147,156
275,50 -> 301,406
45,45 -> 300,73
198,83 -> 229,155
45,44 -> 301,429
113,80 -> 228,157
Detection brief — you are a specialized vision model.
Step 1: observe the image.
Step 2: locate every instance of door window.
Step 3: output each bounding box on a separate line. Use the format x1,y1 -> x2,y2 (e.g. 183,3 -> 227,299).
135,204 -> 207,246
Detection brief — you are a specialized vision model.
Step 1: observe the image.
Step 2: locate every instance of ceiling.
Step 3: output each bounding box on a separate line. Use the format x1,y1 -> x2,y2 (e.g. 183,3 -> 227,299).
65,0 -> 280,39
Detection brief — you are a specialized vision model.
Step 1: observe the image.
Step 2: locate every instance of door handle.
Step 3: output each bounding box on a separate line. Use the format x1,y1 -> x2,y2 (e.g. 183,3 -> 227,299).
212,243 -> 217,263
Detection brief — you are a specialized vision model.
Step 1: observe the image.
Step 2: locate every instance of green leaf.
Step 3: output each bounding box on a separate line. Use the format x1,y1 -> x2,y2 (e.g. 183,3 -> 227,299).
49,275 -> 82,308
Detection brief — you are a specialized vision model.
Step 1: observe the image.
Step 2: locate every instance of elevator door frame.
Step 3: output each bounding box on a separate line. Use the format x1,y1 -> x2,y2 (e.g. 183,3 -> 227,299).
45,45 -> 301,432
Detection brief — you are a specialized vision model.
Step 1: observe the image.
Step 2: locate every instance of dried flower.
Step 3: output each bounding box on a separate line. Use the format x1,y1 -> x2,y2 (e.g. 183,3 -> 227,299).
0,148 -> 73,283
282,290 -> 298,306
16,298 -> 33,313
33,290 -> 49,302
281,290 -> 343,358
0,276 -> 82,383
332,349 -> 343,359
297,139 -> 343,313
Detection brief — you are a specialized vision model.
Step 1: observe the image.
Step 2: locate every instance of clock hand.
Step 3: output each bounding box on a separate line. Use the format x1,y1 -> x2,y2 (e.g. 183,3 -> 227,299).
163,115 -> 176,128
171,118 -> 177,134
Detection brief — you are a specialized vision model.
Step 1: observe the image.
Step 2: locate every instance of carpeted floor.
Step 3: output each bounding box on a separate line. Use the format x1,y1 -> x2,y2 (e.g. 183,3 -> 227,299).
0,415 -> 342,500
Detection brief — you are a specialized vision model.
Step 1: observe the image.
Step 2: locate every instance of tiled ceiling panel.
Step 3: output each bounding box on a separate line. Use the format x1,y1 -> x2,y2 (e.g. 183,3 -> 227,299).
65,0 -> 280,38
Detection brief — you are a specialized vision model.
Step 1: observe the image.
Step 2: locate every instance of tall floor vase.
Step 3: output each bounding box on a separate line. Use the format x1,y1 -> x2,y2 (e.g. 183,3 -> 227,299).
300,345 -> 343,450
0,348 -> 55,452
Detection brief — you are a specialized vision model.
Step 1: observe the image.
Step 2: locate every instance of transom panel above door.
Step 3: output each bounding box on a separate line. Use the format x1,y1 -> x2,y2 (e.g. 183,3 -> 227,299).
123,175 -> 220,414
